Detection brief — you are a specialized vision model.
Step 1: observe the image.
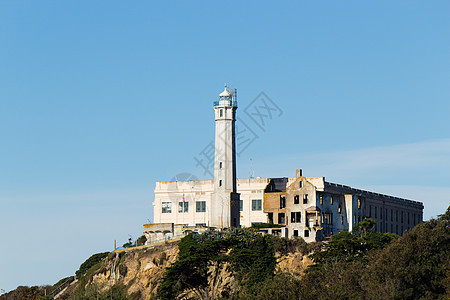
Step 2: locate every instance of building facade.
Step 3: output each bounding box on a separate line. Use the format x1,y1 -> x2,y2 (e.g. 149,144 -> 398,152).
145,85 -> 424,243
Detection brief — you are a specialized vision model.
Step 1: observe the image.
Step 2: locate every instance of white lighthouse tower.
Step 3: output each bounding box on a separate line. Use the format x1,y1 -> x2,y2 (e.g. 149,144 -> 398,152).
210,84 -> 240,228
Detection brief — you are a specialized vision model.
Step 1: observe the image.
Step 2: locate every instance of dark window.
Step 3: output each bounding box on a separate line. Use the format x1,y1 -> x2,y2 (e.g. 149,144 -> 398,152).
291,212 -> 301,223
196,201 -> 206,212
303,194 -> 308,204
299,181 -> 303,188
386,208 -> 388,221
220,162 -> 222,168
391,224 -> 393,233
375,207 -> 377,219
219,180 -> 222,187
294,230 -> 298,237
178,202 -> 189,213
239,200 -> 243,211
294,195 -> 299,204
408,212 -> 410,225
162,202 -> 172,213
320,195 -> 323,205
220,109 -> 223,117
252,199 -> 262,211
291,212 -> 295,223
401,212 -> 404,223
369,205 -> 372,217
380,208 -> 382,219
391,209 -> 393,221
278,213 -> 285,224
304,230 -> 309,237
396,210 -> 398,222
268,213 -> 273,224
280,195 -> 286,209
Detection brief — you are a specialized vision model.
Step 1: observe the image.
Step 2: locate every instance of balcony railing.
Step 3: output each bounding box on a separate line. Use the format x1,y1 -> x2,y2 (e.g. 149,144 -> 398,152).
213,100 -> 238,107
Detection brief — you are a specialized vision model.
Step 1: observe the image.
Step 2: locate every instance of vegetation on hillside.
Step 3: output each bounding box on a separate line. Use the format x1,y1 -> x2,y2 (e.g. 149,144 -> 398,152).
2,206 -> 448,299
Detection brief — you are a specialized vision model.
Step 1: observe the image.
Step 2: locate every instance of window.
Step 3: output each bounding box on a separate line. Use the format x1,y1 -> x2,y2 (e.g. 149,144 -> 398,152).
220,162 -> 222,168
304,230 -> 309,237
320,195 -> 323,205
330,195 -> 333,205
291,212 -> 301,223
380,208 -> 383,219
196,223 -> 206,227
303,194 -> 308,204
280,195 -> 286,209
299,181 -> 303,188
178,202 -> 189,213
219,180 -> 222,187
268,212 -> 273,224
391,209 -> 393,221
369,205 -> 372,217
294,230 -> 298,237
386,208 -> 388,221
353,215 -> 356,224
162,202 -> 172,213
341,215 -> 344,224
338,206 -> 341,213
239,200 -> 243,211
252,199 -> 262,211
375,207 -> 377,219
401,212 -> 404,223
294,195 -> 299,204
220,109 -> 223,117
278,213 -> 285,224
196,201 -> 206,212
358,198 -> 361,209
391,224 -> 393,233
396,210 -> 398,222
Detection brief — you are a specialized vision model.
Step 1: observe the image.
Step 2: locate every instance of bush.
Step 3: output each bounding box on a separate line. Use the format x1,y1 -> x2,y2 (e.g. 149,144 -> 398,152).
75,252 -> 109,279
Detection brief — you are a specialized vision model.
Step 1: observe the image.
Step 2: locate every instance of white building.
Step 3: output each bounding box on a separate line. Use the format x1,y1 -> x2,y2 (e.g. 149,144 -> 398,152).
145,85 -> 424,243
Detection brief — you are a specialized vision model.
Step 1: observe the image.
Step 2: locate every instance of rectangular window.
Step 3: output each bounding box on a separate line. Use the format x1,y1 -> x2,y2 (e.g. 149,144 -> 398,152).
162,202 -> 172,213
220,162 -> 222,168
219,180 -> 222,187
294,195 -> 299,204
303,194 -> 308,204
294,230 -> 298,237
280,195 -> 286,209
341,215 -> 344,224
320,195 -> 323,205
220,109 -> 223,117
291,212 -> 301,223
299,181 -> 303,188
278,213 -> 285,224
358,198 -> 361,209
196,223 -> 206,227
268,212 -> 273,224
252,199 -> 262,211
375,207 -> 377,219
401,212 -> 404,223
338,206 -> 341,213
369,205 -> 372,217
380,208 -> 383,219
391,209 -> 393,221
330,195 -> 333,205
304,230 -> 309,237
196,201 -> 206,212
396,210 -> 398,222
386,208 -> 388,221
178,202 -> 189,213
391,224 -> 393,233
239,200 -> 243,211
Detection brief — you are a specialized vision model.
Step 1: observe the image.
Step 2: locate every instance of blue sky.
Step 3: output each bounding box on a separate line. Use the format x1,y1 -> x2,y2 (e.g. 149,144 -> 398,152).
1,0 -> 449,293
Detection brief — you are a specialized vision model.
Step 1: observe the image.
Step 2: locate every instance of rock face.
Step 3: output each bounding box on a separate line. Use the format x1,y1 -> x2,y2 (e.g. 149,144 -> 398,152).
57,241 -> 180,300
57,240 -> 313,299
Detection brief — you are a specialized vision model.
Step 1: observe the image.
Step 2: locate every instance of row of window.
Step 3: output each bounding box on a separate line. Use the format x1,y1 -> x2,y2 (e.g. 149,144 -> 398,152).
162,199 -> 263,214
368,206 -> 420,226
162,201 -> 206,213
